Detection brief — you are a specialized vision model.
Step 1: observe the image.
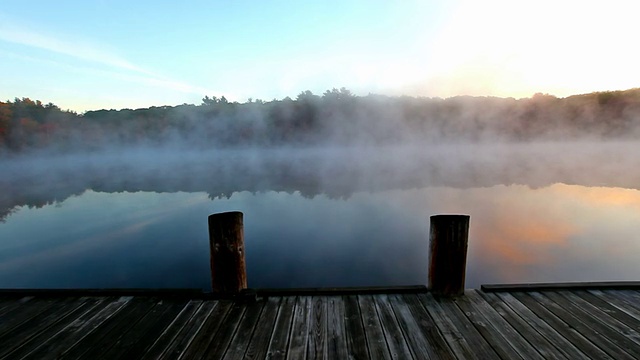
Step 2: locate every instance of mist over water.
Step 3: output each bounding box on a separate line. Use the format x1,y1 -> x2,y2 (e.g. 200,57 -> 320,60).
2,141 -> 640,290
3,141 -> 640,214
3,25 -> 640,290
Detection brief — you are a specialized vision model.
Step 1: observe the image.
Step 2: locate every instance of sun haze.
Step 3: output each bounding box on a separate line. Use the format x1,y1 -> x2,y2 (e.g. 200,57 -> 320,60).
0,0 -> 638,112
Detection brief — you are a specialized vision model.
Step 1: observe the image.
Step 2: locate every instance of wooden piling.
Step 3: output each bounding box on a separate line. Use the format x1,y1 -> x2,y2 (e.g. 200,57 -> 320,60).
208,211 -> 247,295
428,214 -> 470,297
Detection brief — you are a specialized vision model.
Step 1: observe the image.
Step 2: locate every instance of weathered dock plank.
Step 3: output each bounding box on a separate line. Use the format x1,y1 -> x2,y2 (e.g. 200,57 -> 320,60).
1,287 -> 640,360
477,291 -> 568,359
344,295 -> 368,359
0,297 -> 61,338
455,291 -> 540,360
374,294 -> 413,360
306,296 -> 328,360
265,296 -> 295,360
139,299 -> 205,360
589,289 -> 640,322
326,296 -> 348,359
389,293 -> 449,360
98,299 -> 190,360
495,292 -> 587,359
198,300 -> 248,359
614,290 -> 640,313
558,290 -> 640,347
178,300 -> 232,359
287,296 -> 311,359
222,299 -> 266,359
419,293 -> 493,360
0,296 -> 33,317
512,292 -> 615,360
20,296 -> 133,360
575,290 -> 640,334
402,294 -> 455,360
618,289 -> 640,302
1,298 -> 105,360
59,297 -> 159,359
358,295 -> 391,360
541,290 -> 640,359
531,291 -> 636,359
244,297 -> 281,360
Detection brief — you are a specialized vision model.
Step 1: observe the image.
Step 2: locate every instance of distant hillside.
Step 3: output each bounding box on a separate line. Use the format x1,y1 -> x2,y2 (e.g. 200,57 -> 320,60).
2,87 -> 640,152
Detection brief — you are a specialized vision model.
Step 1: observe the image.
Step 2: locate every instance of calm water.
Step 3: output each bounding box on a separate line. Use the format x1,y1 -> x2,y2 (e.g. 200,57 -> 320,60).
2,143 -> 640,290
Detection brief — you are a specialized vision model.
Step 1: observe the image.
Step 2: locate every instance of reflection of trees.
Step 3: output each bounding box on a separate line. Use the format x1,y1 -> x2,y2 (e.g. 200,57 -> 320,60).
4,89 -> 640,221
0,184 -> 83,223
2,143 -> 640,222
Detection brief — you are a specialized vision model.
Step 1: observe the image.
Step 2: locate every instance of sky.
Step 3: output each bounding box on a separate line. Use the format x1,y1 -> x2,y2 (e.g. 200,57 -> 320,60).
1,0 -> 639,112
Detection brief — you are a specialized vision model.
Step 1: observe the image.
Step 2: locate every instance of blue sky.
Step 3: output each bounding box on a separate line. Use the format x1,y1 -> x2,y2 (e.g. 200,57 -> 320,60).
1,1 -> 639,112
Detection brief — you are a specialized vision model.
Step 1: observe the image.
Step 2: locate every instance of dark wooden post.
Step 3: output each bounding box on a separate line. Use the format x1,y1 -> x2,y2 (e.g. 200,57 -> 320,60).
208,211 -> 247,296
428,214 -> 470,297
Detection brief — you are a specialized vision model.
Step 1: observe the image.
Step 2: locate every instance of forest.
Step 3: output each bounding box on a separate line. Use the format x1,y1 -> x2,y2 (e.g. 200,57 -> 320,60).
2,87 -> 640,153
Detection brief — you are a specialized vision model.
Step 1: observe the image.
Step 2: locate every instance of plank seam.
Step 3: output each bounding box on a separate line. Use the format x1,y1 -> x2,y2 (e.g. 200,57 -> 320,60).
372,294 -> 397,359
355,295 -> 372,359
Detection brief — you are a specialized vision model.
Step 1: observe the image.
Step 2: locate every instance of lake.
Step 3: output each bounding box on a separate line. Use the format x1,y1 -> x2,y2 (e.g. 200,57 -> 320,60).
1,142 -> 640,290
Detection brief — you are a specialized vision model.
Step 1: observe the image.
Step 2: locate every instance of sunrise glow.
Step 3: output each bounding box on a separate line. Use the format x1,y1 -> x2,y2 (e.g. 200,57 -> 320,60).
1,1 -> 639,111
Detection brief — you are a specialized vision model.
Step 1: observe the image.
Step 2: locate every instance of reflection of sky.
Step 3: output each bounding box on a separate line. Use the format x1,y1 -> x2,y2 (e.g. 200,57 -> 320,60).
1,184 -> 640,290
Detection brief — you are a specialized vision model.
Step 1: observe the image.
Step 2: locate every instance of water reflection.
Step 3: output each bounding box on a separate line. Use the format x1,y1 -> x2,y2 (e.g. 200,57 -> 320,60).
3,142 -> 640,223
1,184 -> 639,290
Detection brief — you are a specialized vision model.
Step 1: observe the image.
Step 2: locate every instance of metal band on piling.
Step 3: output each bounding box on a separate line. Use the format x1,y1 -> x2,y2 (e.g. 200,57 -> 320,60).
208,211 -> 247,296
428,214 -> 470,297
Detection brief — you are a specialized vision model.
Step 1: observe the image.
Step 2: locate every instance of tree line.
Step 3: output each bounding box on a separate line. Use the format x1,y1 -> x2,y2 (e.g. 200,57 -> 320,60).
2,87 -> 640,152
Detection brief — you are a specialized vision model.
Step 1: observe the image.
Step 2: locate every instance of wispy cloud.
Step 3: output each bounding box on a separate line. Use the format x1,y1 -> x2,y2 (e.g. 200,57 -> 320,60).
0,17 -> 215,97
0,18 -> 145,73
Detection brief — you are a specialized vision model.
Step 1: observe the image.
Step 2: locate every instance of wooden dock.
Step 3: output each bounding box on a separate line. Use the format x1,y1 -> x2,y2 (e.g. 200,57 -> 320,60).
1,286 -> 640,359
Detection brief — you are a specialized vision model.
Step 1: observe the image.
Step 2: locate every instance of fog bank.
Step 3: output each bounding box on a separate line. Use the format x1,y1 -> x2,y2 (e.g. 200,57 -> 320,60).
2,141 -> 639,222
3,88 -> 640,154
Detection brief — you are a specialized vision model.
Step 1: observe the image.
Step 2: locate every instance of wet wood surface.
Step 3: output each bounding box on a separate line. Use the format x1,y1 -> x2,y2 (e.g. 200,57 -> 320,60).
1,288 -> 639,359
